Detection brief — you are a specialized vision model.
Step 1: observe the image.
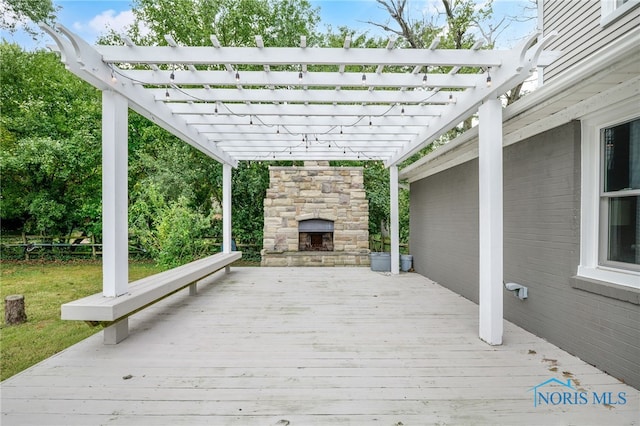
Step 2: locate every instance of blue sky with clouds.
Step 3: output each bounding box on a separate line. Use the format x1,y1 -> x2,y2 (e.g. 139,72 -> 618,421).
2,0 -> 537,50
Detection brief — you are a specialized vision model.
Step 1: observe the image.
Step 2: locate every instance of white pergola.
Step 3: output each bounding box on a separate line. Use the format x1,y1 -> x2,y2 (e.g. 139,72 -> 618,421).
43,24 -> 557,345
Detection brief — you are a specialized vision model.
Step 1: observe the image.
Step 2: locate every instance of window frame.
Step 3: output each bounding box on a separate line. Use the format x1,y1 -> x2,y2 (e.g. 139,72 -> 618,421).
579,99 -> 640,289
600,0 -> 640,27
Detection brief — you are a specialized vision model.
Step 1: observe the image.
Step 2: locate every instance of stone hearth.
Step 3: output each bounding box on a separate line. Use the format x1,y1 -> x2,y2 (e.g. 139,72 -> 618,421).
261,161 -> 370,266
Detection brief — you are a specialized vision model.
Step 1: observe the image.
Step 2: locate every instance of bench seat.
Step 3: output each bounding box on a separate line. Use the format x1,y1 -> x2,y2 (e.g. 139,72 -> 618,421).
61,251 -> 241,343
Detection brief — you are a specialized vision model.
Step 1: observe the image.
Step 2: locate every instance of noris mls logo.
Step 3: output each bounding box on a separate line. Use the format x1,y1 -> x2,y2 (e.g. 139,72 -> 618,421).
528,378 -> 627,407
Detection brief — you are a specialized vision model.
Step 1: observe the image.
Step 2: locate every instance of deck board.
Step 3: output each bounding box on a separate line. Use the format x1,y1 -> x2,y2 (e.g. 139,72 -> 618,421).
2,267 -> 638,425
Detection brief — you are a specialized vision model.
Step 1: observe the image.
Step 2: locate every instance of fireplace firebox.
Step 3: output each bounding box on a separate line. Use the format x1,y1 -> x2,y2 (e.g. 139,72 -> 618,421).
299,219 -> 334,251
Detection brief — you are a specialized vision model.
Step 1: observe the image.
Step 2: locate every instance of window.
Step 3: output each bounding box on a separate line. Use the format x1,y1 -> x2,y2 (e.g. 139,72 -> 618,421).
601,119 -> 640,269
601,0 -> 640,26
579,99 -> 640,289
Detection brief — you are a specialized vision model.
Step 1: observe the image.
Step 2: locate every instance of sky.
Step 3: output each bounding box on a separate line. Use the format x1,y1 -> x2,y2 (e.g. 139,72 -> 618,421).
2,0 -> 538,50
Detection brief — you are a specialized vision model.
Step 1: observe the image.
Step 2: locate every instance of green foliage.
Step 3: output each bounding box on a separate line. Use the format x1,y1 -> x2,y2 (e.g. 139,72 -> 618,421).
0,43 -> 102,236
0,0 -> 58,36
232,162 -> 270,244
0,43 -> 101,142
104,0 -> 320,48
441,0 -> 494,49
129,185 -> 215,269
1,133 -> 101,235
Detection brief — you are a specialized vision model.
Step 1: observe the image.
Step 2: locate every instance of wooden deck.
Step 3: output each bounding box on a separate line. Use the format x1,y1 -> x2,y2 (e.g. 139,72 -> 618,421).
2,267 -> 638,425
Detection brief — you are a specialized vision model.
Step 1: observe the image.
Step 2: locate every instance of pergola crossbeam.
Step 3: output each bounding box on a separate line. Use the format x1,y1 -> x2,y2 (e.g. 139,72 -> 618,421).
118,70 -> 480,89
160,87 -> 459,104
97,45 -> 507,67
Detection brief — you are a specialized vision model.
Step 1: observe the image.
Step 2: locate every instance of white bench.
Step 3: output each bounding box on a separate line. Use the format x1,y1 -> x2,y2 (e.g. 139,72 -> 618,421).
61,251 -> 242,344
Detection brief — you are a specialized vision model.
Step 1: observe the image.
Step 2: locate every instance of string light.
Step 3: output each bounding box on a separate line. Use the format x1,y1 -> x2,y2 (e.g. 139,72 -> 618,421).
110,70 -> 117,83
422,73 -> 427,87
249,115 -> 253,125
401,105 -> 405,116
340,126 -> 343,134
235,70 -> 240,82
214,103 -> 218,115
169,70 -> 175,82
369,117 -> 372,127
298,71 -> 303,83
276,125 -> 280,134
165,89 -> 170,100
486,67 -> 492,87
361,73 -> 367,86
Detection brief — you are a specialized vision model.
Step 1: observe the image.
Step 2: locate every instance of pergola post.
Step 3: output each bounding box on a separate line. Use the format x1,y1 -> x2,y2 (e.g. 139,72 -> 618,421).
102,90 -> 128,298
222,163 -> 232,254
390,165 -> 400,275
478,98 -> 503,345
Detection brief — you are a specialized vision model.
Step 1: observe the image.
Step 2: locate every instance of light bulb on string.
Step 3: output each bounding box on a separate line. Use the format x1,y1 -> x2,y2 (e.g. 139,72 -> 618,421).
235,70 -> 240,82
110,70 -> 117,84
249,115 -> 253,125
165,89 -> 170,100
169,70 -> 175,82
298,71 -> 303,83
422,73 -> 427,87
401,105 -> 405,116
486,67 -> 492,87
214,103 -> 218,115
361,73 -> 367,86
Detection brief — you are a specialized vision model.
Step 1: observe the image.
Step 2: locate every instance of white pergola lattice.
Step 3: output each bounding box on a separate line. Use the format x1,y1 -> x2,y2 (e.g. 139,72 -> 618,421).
43,25 -> 557,167
43,24 -> 558,346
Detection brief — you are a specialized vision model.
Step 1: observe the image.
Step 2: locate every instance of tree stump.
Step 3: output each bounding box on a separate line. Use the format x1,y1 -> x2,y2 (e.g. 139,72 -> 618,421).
5,295 -> 27,325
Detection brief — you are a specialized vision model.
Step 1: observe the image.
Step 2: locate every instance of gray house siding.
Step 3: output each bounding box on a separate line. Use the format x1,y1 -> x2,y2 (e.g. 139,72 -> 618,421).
409,159 -> 479,303
409,121 -> 640,389
543,0 -> 640,81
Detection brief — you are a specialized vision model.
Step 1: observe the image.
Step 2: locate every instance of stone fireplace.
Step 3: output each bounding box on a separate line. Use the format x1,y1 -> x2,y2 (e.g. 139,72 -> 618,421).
261,161 -> 370,266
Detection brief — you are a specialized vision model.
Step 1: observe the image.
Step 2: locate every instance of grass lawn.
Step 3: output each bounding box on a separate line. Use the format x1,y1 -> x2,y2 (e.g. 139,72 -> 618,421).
0,261 -> 163,381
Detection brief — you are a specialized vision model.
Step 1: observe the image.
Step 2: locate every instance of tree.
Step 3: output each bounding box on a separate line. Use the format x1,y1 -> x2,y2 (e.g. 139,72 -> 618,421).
102,0 -> 320,47
369,0 -> 527,105
369,0 -> 494,49
0,0 -> 57,36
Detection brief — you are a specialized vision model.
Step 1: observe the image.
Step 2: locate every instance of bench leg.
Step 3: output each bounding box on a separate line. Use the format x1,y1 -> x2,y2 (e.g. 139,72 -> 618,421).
104,318 -> 128,344
189,282 -> 197,296
225,265 -> 231,274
